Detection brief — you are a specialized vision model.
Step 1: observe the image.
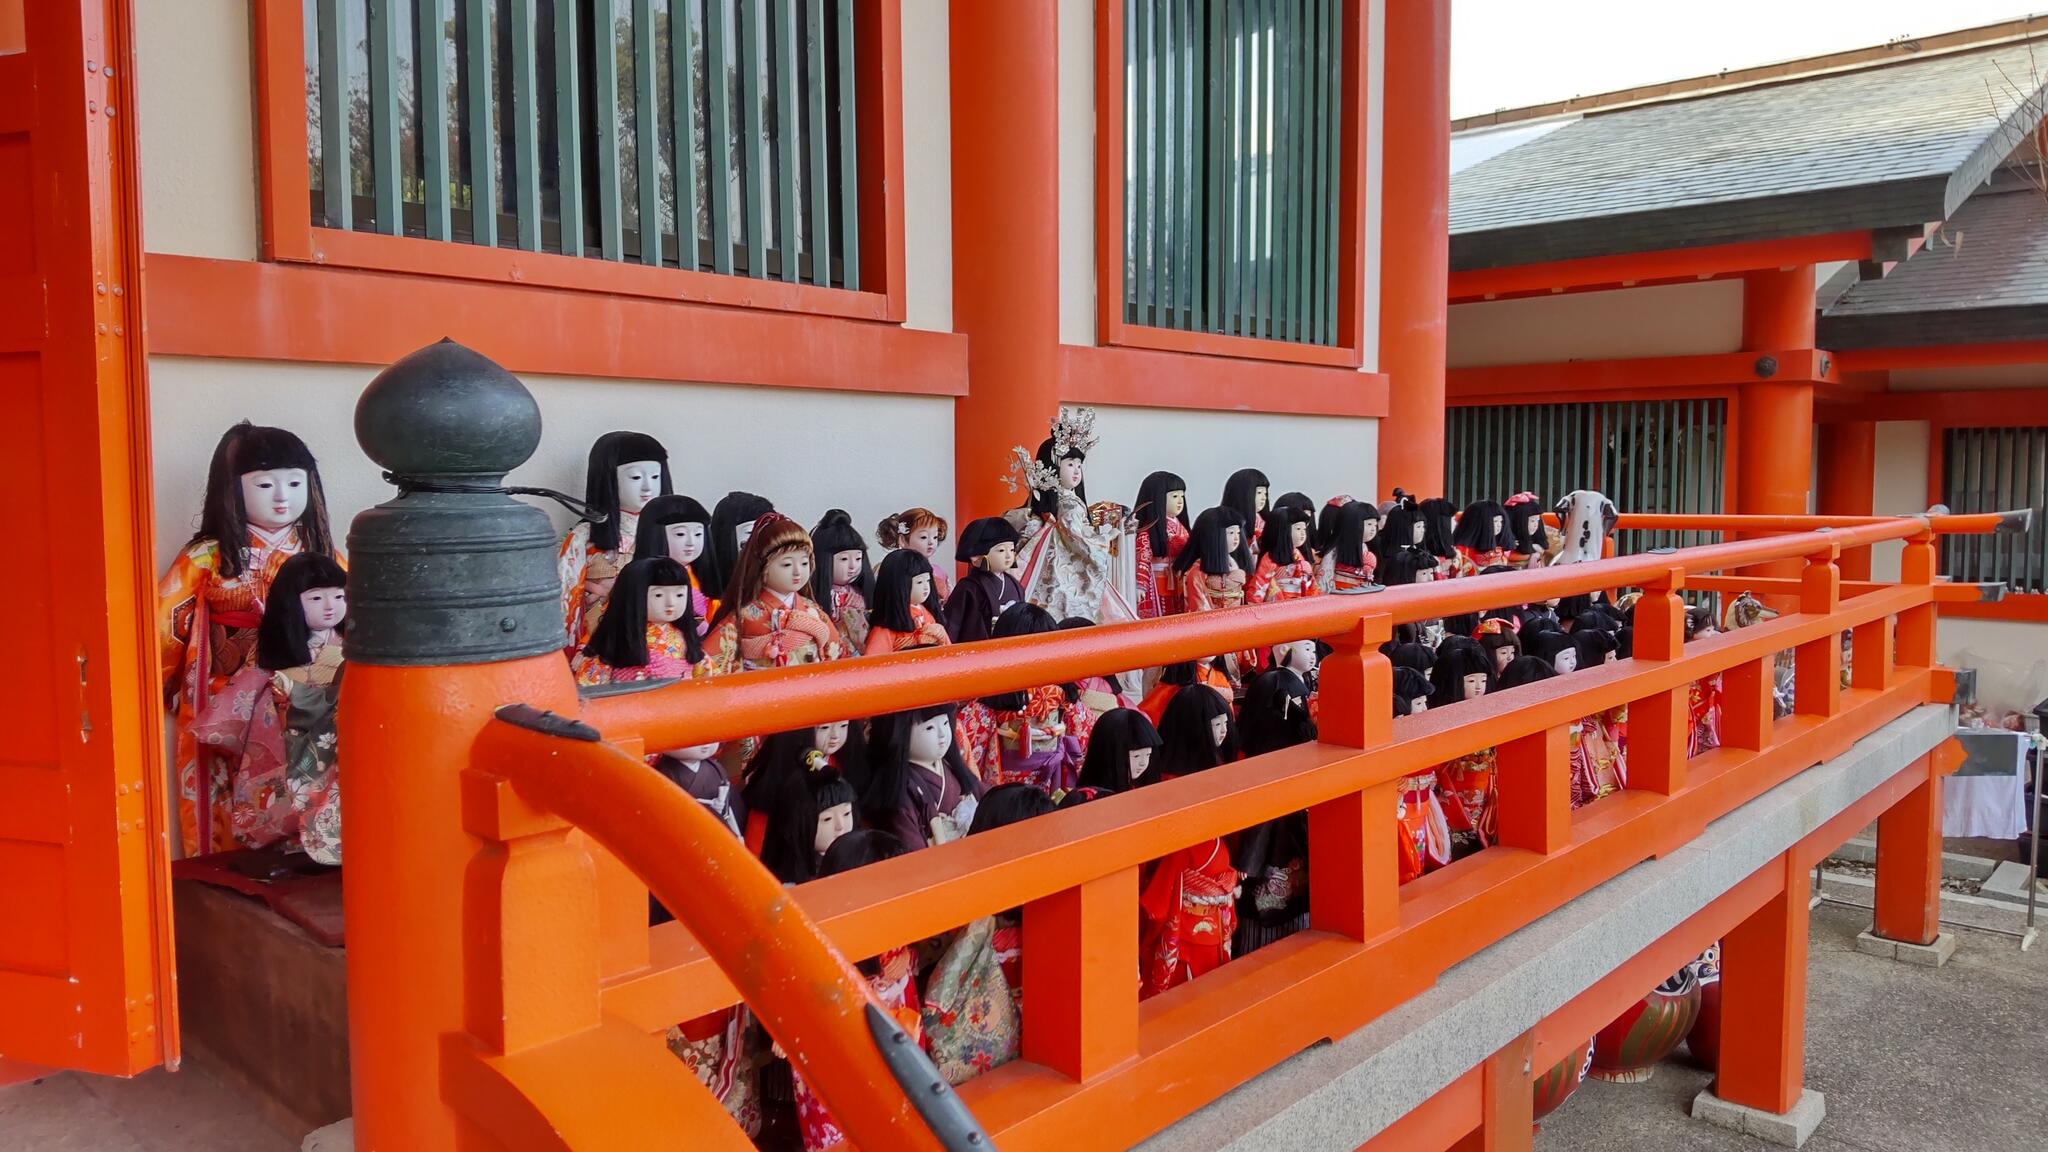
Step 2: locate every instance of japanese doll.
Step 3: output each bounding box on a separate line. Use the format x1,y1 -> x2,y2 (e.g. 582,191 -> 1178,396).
956,605 -> 1093,791
864,549 -> 951,655
571,557 -> 707,686
861,706 -> 986,850
1318,499 -> 1381,592
702,491 -> 776,604
1503,491 -> 1548,569
1221,468 -> 1271,546
749,733 -> 860,885
1685,607 -> 1723,756
1005,407 -> 1138,624
1132,470 -> 1192,618
1173,508 -> 1259,682
160,422 -> 341,856
703,513 -> 849,673
1139,685 -> 1240,998
1391,667 -> 1451,883
1450,499 -> 1514,578
876,507 -> 953,603
1234,669 -> 1318,956
190,552 -> 348,863
1430,639 -> 1500,858
631,493 -> 715,630
1418,497 -> 1461,579
809,509 -> 874,654
648,738 -> 742,925
1247,504 -> 1321,604
1075,707 -> 1164,794
942,517 -> 1025,644
558,431 -> 671,653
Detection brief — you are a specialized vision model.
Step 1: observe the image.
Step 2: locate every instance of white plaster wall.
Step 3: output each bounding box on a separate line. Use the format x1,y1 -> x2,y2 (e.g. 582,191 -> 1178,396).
1447,279 -> 1745,368
147,357 -> 957,575
1940,619 -> 2048,716
901,0 -> 954,332
1870,420 -> 1931,582
1088,406 -> 1379,518
1057,0 -> 1097,349
135,0 -> 259,260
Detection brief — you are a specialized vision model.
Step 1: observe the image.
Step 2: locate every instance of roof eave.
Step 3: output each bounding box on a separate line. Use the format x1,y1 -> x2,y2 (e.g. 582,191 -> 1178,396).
1817,303 -> 2048,349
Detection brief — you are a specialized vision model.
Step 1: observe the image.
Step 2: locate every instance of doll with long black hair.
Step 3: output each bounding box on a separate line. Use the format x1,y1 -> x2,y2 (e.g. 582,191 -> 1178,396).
702,490 -> 775,600
942,516 -> 1025,644
1502,492 -> 1548,569
1496,656 -> 1557,691
1221,468 -> 1272,544
1319,500 -> 1381,592
1389,660 -> 1453,881
863,704 -> 985,849
1392,666 -> 1433,716
1248,503 -> 1321,605
703,513 -> 847,672
631,494 -> 715,632
1174,507 -> 1260,683
1076,708 -> 1164,794
747,730 -> 860,884
1314,495 -> 1355,557
1450,499 -> 1514,578
809,509 -> 875,654
1133,470 -> 1193,618
955,604 -> 1092,790
864,548 -> 951,655
1140,684 -> 1241,998
162,422 -> 341,855
1568,629 -> 1628,807
572,557 -> 707,686
1236,668 -> 1317,954
1418,498 -> 1460,576
558,431 -> 672,651
1005,406 -> 1136,623
1428,638 -> 1499,858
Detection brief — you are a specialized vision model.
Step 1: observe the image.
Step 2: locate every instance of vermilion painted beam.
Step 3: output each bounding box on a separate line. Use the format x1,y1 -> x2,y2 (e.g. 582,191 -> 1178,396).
1446,349 -> 1832,400
1939,594 -> 2048,623
1059,343 -> 1391,418
1817,386 -> 2048,425
1448,232 -> 1872,302
1832,341 -> 2048,373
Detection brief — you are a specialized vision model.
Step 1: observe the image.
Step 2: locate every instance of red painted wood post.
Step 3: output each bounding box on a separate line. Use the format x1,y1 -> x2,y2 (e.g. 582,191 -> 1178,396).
1310,616 -> 1399,940
1850,615 -> 1895,693
1494,727 -> 1569,854
1722,656 -> 1778,751
1874,754 -> 1943,947
1023,868 -> 1141,1079
1896,534 -> 1938,669
1629,570 -> 1688,795
1448,1032 -> 1536,1152
1794,547 -> 1843,718
1713,854 -> 1810,1115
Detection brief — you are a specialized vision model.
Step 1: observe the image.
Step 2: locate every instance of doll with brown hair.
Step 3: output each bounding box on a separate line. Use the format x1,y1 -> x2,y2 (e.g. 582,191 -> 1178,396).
161,422 -> 341,855
876,507 -> 952,602
703,513 -> 848,673
809,510 -> 875,653
558,431 -> 671,652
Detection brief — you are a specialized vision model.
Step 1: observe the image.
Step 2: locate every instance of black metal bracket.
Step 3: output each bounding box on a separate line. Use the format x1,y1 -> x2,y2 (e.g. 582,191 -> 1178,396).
863,1002 -> 996,1150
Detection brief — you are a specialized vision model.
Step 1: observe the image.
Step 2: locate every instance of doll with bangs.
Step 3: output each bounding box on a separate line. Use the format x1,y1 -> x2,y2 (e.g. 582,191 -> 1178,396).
863,704 -> 986,849
1319,500 -> 1381,592
629,494 -> 714,635
864,548 -> 952,654
1502,492 -> 1548,569
704,514 -> 849,673
1247,503 -> 1321,606
1139,684 -> 1241,998
572,557 -> 707,686
1429,637 -> 1499,859
1133,471 -> 1193,618
1450,499 -> 1514,578
809,510 -> 875,653
1175,507 -> 1260,684
558,431 -> 672,652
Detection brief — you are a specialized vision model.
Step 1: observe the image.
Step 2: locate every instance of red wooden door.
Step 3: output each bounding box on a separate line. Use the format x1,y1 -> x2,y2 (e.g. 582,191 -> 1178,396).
0,0 -> 177,1076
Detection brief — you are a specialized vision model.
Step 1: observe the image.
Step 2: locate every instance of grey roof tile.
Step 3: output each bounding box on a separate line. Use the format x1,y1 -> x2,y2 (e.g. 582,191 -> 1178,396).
1827,186 -> 2048,315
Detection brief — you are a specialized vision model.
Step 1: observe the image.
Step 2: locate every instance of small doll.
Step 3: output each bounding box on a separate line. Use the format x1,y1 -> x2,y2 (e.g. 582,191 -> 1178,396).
1418,497 -> 1461,579
1221,468 -> 1272,545
942,516 -> 1025,644
702,491 -> 776,601
809,510 -> 875,654
1391,666 -> 1433,717
1139,684 -> 1240,998
862,705 -> 985,849
1074,708 -> 1163,794
876,507 -> 953,603
1450,499 -> 1513,577
1133,470 -> 1192,618
631,494 -> 715,630
1247,503 -> 1321,605
162,422 -> 341,856
954,604 -> 1092,790
741,722 -> 870,851
750,732 -> 860,885
1394,727 -> 1453,885
1528,629 -> 1581,675
1475,617 -> 1522,676
703,513 -> 848,673
1685,606 -> 1723,756
572,557 -> 707,686
558,431 -> 672,652
1271,492 -> 1318,563
1502,491 -> 1548,569
1173,508 -> 1258,682
1235,668 -> 1317,955
1429,638 -> 1499,857
864,548 -> 951,655
1319,500 -> 1380,592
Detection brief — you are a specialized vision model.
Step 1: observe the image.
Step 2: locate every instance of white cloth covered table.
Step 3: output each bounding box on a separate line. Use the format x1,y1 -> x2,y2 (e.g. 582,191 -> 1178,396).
1942,731 -> 2027,840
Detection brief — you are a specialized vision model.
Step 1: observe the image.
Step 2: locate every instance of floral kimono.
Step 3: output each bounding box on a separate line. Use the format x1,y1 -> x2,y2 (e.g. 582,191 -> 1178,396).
703,590 -> 849,673
571,622 -> 703,687
1134,517 -> 1191,618
1569,708 -> 1628,808
957,689 -> 1093,792
921,916 -> 1021,1085
1247,554 -> 1321,605
864,604 -> 950,655
1453,545 -> 1512,579
828,584 -> 871,655
189,640 -> 345,862
1397,773 -> 1453,884
1319,552 -> 1377,593
160,526 -> 322,856
1688,676 -> 1723,757
1140,836 -> 1237,998
794,946 -> 922,1149
556,513 -> 640,652
1009,494 -> 1136,625
1435,747 -> 1499,858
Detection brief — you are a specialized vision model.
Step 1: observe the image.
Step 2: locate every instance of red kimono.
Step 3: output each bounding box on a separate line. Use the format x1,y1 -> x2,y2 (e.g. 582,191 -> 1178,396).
703,589 -> 848,673
1140,836 -> 1237,998
1452,546 -> 1512,579
1319,553 -> 1376,592
1247,554 -> 1320,605
1134,518 -> 1191,618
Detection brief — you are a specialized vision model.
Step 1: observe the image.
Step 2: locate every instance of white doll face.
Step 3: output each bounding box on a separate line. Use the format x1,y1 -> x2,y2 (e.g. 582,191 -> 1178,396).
666,521 -> 706,567
1254,486 -> 1270,512
908,714 -> 954,763
1291,521 -> 1310,550
763,550 -> 812,596
1462,672 -> 1489,701
1491,645 -> 1514,673
1166,490 -> 1186,517
669,741 -> 721,762
615,461 -> 663,515
1491,514 -> 1505,535
1523,513 -> 1542,538
240,468 -> 308,531
1601,649 -> 1619,666
909,572 -> 934,605
735,520 -> 757,551
908,526 -> 941,558
1414,568 -> 1436,584
813,720 -> 850,756
1410,696 -> 1430,714
300,585 -> 347,632
831,549 -> 865,587
1224,525 -> 1243,551
647,584 -> 692,624
1360,518 -> 1379,543
985,540 -> 1018,574
1274,640 -> 1318,675
1208,713 -> 1230,748
1058,456 -> 1085,490
1552,648 -> 1579,675
1129,746 -> 1154,781
1410,520 -> 1427,545
814,802 -> 855,856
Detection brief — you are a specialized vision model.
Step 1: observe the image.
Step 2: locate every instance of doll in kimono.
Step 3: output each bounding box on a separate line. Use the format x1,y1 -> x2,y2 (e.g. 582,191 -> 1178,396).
1175,508 -> 1258,683
1418,498 -> 1461,580
1139,685 -> 1240,998
863,549 -> 951,655
1220,468 -> 1271,545
1132,471 -> 1192,618
161,422 -> 341,856
942,517 -> 1025,644
703,514 -> 848,673
876,507 -> 953,603
1247,504 -> 1321,605
558,431 -> 671,653
1450,499 -> 1514,578
701,491 -> 776,604
631,494 -> 715,632
1391,667 -> 1451,883
1502,492 -> 1548,569
748,732 -> 860,885
572,557 -> 707,686
954,605 -> 1091,791
861,705 -> 985,850
1430,637 -> 1500,859
1006,407 -> 1136,624
809,510 -> 875,654
1319,500 -> 1381,592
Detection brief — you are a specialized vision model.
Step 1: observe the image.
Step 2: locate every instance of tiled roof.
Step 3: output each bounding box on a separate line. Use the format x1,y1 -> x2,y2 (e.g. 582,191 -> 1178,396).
1819,185 -> 2048,347
1449,41 -> 2048,270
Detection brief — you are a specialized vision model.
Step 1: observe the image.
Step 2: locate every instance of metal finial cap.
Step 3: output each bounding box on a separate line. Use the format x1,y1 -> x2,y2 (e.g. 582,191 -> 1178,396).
355,338 -> 541,480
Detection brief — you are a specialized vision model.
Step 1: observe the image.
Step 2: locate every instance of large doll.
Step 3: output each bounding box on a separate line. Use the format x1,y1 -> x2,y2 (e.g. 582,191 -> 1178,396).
1139,684 -> 1240,998
572,557 -> 708,686
703,513 -> 848,673
862,705 -> 986,850
1132,470 -> 1192,618
631,494 -> 715,629
809,510 -> 875,654
864,549 -> 951,655
1221,468 -> 1271,545
161,422 -> 341,856
1247,504 -> 1320,605
1005,407 -> 1137,624
1450,499 -> 1514,578
1319,500 -> 1381,592
558,431 -> 672,652
942,517 -> 1025,644
875,508 -> 953,603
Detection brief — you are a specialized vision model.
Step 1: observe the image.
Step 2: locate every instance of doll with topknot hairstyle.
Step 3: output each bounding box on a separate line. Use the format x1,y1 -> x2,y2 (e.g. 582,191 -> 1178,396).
808,509 -> 875,653
703,513 -> 848,673
558,431 -> 672,652
1133,470 -> 1193,618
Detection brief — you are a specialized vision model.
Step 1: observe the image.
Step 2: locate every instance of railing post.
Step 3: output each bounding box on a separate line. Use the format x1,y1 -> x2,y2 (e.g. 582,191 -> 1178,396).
1850,615 -> 1894,693
1794,545 -> 1842,718
1722,656 -> 1777,751
1873,754 -> 1944,948
1494,727 -> 1569,854
1896,532 -> 1938,669
1023,868 -> 1141,1080
1709,854 -> 1814,1120
339,342 -> 581,1148
1310,615 -> 1399,940
1628,569 -> 1688,795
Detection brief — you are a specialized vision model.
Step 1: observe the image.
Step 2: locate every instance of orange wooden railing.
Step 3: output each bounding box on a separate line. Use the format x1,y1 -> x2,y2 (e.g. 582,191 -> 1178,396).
449,512 -> 2009,1151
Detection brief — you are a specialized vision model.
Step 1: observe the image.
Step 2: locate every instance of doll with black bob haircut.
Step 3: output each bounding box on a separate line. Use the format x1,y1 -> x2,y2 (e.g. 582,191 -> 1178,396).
1221,468 -> 1273,542
1417,498 -> 1460,567
1392,666 -> 1434,717
1250,502 -> 1320,604
559,432 -> 672,649
1449,499 -> 1512,577
574,556 -> 705,684
1496,656 -> 1557,691
1502,492 -> 1547,567
1321,499 -> 1382,592
1430,636 -> 1495,708
1155,684 -> 1239,777
1076,708 -> 1165,793
968,783 -> 1059,835
702,490 -> 776,598
864,547 -> 950,654
943,516 -> 1026,644
1134,471 -> 1193,617
749,730 -> 861,885
256,554 -> 349,671
631,494 -> 715,627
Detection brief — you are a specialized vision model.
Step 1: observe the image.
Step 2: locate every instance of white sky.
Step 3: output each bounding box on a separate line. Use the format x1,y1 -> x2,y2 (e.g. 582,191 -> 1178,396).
1451,1 -> 2048,118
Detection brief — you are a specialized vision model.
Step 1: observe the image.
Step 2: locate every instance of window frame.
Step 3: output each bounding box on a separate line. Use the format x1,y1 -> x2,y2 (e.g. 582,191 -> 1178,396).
251,0 -> 907,324
1093,0 -> 1368,369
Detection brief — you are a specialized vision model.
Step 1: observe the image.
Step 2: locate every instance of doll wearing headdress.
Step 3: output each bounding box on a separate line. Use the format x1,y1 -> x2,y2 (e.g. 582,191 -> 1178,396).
572,557 -> 709,686
161,422 -> 342,855
558,431 -> 672,653
703,514 -> 849,674
1133,471 -> 1193,618
1004,407 -> 1138,624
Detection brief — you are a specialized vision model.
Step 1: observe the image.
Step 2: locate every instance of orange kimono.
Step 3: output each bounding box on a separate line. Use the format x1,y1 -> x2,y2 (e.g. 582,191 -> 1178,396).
556,513 -> 641,653
1137,667 -> 1236,727
863,604 -> 950,655
704,589 -> 848,673
571,622 -> 704,686
1452,545 -> 1512,579
159,527 -> 327,855
1135,518 -> 1191,618
1247,554 -> 1320,605
1180,564 -> 1256,682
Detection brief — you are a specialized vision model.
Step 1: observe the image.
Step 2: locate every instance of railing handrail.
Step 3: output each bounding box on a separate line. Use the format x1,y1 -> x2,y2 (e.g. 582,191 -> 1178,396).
1610,511 -> 2028,534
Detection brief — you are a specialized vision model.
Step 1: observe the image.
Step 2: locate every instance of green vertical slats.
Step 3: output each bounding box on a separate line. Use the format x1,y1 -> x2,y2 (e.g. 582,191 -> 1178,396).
1269,0 -> 1293,343
633,0 -> 662,264
555,0 -> 584,256
1187,0 -> 1207,331
673,0 -> 703,270
1246,0 -> 1266,338
368,0 -> 403,233
1132,0 -> 1151,325
1151,0 -> 1172,327
592,0 -> 624,258
739,0 -> 766,277
1321,0 -> 1338,344
804,0 -> 830,284
835,0 -> 858,290
419,0 -> 452,240
706,0 -> 736,273
1290,0 -> 1311,343
772,0 -> 799,280
462,0 -> 496,246
317,0 -> 351,229
1229,0 -> 1248,335
511,0 -> 543,250
1213,0 -> 1233,333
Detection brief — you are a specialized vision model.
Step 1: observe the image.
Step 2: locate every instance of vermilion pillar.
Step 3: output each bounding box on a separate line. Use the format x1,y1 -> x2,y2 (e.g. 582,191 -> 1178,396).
1817,420 -> 1877,580
950,2 -> 1061,525
1374,0 -> 1451,497
1737,267 -> 1818,609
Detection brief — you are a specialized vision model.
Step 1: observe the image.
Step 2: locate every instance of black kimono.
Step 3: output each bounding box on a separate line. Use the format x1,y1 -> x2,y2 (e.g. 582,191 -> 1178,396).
942,566 -> 1025,645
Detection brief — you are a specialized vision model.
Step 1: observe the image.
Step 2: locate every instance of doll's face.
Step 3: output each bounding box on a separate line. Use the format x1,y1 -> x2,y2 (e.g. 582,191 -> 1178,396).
1523,513 -> 1541,538
1491,515 -> 1505,535
669,741 -> 721,762
300,585 -> 347,632
1208,713 -> 1230,748
1360,518 -> 1379,543
1129,746 -> 1154,781
1058,457 -> 1085,490
1410,519 -> 1427,545
985,540 -> 1018,574
240,468 -> 308,531
666,522 -> 706,566
814,802 -> 855,856
908,526 -> 941,557
1414,567 -> 1436,583
1254,486 -> 1270,512
1462,672 -> 1489,701
814,720 -> 851,756
615,461 -> 663,515
762,550 -> 812,596
1224,525 -> 1243,551
1274,640 -> 1318,675
734,520 -> 757,551
909,571 -> 933,605
831,549 -> 865,587
647,584 -> 693,624
1410,696 -> 1430,714
1166,490 -> 1186,517
1291,521 -> 1310,550
1601,649 -> 1619,666
908,714 -> 954,763
1491,645 -> 1514,673
1552,648 -> 1579,675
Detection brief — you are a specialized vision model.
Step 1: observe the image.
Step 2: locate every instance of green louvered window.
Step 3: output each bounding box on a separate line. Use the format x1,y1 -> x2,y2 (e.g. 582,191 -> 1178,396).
303,0 -> 861,286
1123,0 -> 1344,346
1444,400 -> 1730,555
1942,427 -> 2048,594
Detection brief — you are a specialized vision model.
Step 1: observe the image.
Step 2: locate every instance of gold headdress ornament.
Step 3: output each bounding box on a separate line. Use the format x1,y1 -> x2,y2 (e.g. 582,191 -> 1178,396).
803,748 -> 829,773
1003,406 -> 1101,496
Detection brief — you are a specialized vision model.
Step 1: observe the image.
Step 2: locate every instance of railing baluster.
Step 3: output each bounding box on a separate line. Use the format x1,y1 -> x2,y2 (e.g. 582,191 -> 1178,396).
1022,869 -> 1140,1080
1897,533 -> 1938,668
740,0 -> 767,277
316,0 -> 352,230
419,0 -> 453,241
555,0 -> 585,256
673,0 -> 703,270
511,0 -> 544,251
1851,614 -> 1895,692
1494,726 -> 1569,854
633,0 -> 662,264
463,0 -> 498,247
368,0 -> 403,234
1794,548 -> 1843,718
1628,571 -> 1690,795
803,0 -> 830,285
1722,655 -> 1777,752
593,0 -> 625,259
1307,616 -> 1397,940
